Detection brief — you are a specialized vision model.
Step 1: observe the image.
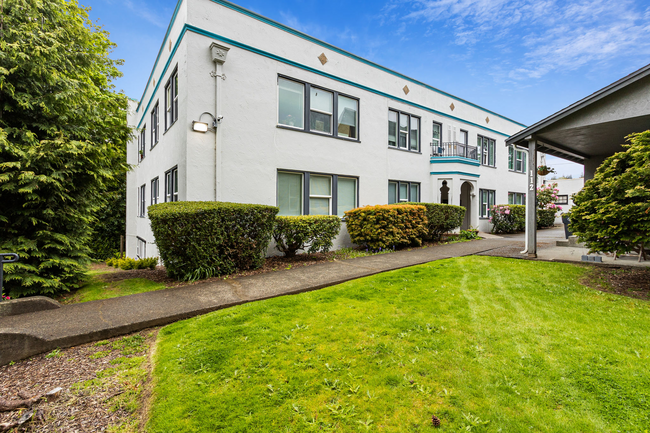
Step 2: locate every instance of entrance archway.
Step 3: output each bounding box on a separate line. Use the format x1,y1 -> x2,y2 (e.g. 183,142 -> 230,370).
440,180 -> 449,204
460,182 -> 472,230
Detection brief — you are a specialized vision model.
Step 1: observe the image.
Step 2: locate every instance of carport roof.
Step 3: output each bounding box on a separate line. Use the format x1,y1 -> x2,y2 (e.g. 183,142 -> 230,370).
506,63 -> 650,164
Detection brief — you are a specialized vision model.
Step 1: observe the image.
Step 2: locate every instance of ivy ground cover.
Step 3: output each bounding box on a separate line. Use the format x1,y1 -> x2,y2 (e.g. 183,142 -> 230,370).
148,257 -> 650,432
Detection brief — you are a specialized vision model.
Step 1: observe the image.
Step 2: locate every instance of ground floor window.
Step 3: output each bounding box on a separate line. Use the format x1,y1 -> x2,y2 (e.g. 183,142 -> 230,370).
480,189 -> 495,218
555,195 -> 568,205
388,180 -> 420,204
165,167 -> 178,202
277,170 -> 358,217
508,192 -> 526,205
138,184 -> 146,217
136,237 -> 146,259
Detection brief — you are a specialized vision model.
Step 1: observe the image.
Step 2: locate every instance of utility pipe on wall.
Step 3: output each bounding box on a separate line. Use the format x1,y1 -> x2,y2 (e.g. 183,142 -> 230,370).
210,43 -> 230,202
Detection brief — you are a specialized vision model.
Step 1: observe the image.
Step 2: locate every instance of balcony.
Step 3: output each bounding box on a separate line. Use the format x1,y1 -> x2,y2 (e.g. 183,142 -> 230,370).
431,142 -> 479,161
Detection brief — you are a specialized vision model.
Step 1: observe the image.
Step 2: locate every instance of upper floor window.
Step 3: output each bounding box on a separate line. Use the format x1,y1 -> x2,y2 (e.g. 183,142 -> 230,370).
277,170 -> 358,217
138,184 -> 146,217
431,122 -> 442,151
478,135 -> 496,167
165,68 -> 178,130
388,180 -> 420,204
151,102 -> 159,147
277,77 -> 359,140
151,177 -> 159,205
138,127 -> 146,162
165,166 -> 178,202
508,145 -> 527,173
388,110 -> 420,152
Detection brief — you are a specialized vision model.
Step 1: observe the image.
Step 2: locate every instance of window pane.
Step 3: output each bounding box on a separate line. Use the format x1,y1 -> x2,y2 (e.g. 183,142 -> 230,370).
337,177 -> 356,216
309,197 -> 330,215
388,111 -> 397,147
310,87 -> 332,113
388,181 -> 397,204
337,96 -> 357,139
409,117 -> 419,151
278,172 -> 302,216
459,130 -> 468,145
399,113 -> 408,148
310,111 -> 331,134
278,78 -> 304,128
399,183 -> 408,201
508,146 -> 514,170
432,122 -> 441,146
310,175 -> 331,196
410,184 -> 419,202
508,192 -> 514,204
489,140 -> 495,166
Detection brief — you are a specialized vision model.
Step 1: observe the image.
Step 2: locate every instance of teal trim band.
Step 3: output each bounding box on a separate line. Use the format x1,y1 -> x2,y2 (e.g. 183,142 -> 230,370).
430,171 -> 481,177
430,157 -> 481,166
207,0 -> 526,128
136,0 -> 184,113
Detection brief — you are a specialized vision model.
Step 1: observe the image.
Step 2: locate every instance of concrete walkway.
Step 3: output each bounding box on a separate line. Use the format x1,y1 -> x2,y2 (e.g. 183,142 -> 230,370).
1,238 -> 514,365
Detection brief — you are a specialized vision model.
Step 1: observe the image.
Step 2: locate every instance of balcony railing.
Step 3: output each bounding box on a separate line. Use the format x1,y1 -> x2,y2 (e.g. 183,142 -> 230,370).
431,142 -> 479,160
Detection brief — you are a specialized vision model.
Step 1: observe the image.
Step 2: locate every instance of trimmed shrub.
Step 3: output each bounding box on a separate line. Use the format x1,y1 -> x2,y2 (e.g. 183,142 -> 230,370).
537,209 -> 556,228
490,204 -> 555,233
401,202 -> 465,241
273,216 -> 341,257
345,205 -> 427,250
148,201 -> 278,281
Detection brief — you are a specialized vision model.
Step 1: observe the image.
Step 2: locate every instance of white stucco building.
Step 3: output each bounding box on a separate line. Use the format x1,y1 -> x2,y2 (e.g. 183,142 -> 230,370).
125,0 -> 528,259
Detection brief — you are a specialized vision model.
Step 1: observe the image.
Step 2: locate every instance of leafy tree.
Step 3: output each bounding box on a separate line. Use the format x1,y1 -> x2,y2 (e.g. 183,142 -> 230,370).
0,0 -> 130,296
569,131 -> 650,254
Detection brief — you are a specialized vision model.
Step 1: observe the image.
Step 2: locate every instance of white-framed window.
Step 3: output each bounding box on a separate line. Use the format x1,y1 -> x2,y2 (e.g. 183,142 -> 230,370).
480,189 -> 496,218
388,109 -> 420,152
138,127 -> 146,162
136,237 -> 146,259
165,166 -> 178,202
138,184 -> 146,217
508,192 -> 526,205
459,129 -> 468,145
151,101 -> 159,147
555,195 -> 568,205
165,68 -> 178,130
431,121 -> 442,152
478,135 -> 496,167
388,180 -> 420,204
277,170 -> 358,216
151,177 -> 159,205
277,76 -> 359,140
508,145 -> 527,173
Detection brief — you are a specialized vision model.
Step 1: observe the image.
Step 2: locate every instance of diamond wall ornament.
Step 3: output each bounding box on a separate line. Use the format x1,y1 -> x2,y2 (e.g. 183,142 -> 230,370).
450,103 -> 455,111
403,85 -> 410,95
485,116 -> 490,124
318,53 -> 328,65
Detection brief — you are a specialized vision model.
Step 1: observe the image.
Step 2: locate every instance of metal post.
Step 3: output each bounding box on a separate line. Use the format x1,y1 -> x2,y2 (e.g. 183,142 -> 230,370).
1,253 -> 19,300
120,235 -> 124,259
526,138 -> 538,257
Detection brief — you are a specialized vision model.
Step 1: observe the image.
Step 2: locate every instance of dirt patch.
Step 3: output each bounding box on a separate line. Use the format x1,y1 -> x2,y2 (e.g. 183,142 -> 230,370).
582,266 -> 650,300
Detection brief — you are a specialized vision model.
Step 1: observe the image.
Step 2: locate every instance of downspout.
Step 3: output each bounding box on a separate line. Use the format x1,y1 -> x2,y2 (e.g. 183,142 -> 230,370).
210,43 -> 229,202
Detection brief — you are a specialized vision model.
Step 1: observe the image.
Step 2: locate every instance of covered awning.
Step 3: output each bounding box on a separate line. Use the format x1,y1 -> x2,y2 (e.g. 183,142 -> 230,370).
505,63 -> 650,256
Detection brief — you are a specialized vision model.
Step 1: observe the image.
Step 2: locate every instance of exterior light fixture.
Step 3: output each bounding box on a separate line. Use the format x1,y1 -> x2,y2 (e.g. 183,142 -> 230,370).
191,112 -> 218,132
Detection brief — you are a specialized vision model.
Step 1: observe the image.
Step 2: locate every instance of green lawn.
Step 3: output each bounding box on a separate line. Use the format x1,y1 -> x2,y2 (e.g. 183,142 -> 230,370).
148,256 -> 650,432
61,274 -> 166,303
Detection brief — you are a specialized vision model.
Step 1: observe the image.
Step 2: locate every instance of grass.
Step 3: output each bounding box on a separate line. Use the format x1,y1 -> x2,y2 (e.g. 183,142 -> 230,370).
147,256 -> 650,432
60,276 -> 166,304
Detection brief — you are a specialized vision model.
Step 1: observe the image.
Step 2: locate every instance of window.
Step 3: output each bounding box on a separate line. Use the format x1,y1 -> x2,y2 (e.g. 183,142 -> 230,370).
388,110 -> 420,152
480,189 -> 496,218
138,127 -> 146,162
431,122 -> 442,152
388,180 -> 420,203
508,192 -> 526,205
165,68 -> 178,130
136,237 -> 146,259
478,135 -> 496,167
165,167 -> 178,202
508,145 -> 527,173
555,195 -> 568,205
138,184 -> 146,217
151,177 -> 159,205
278,76 -> 359,140
277,170 -> 358,216
151,102 -> 159,147
459,129 -> 468,145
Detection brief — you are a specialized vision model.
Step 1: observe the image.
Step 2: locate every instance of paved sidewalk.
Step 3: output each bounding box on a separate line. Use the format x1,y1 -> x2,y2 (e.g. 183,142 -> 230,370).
0,238 -> 513,365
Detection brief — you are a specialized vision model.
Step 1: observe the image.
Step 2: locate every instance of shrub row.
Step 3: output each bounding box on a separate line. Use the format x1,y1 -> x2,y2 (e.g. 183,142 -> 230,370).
106,257 -> 158,270
148,202 -> 278,281
402,202 -> 465,241
273,215 -> 341,257
490,204 -> 557,234
345,205 -> 428,250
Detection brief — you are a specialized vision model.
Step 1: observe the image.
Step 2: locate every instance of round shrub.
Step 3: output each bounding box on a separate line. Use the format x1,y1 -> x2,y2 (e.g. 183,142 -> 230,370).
401,202 -> 465,241
273,215 -> 341,257
148,202 -> 278,281
490,205 -> 518,234
537,208 -> 556,228
344,205 -> 427,250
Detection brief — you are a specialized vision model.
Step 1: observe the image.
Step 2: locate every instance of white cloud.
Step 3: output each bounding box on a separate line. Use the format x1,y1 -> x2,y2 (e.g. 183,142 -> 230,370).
123,0 -> 167,28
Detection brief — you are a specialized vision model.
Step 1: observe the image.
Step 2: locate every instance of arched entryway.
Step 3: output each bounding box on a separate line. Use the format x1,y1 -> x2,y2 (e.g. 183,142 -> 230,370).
440,180 -> 450,204
460,182 -> 472,230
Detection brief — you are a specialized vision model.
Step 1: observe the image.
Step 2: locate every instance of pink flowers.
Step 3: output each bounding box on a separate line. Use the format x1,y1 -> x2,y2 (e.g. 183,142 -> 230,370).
1,295 -> 10,301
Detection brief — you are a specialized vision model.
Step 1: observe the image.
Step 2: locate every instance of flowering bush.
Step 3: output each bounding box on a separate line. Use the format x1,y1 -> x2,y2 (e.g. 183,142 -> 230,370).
1,295 -> 11,301
536,183 -> 562,227
490,205 -> 518,234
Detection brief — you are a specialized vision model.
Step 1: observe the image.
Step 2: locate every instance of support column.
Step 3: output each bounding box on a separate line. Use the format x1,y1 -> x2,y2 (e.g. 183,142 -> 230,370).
525,138 -> 538,257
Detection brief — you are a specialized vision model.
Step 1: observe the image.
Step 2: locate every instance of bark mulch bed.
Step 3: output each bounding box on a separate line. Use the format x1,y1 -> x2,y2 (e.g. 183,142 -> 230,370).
0,329 -> 157,432
582,266 -> 650,300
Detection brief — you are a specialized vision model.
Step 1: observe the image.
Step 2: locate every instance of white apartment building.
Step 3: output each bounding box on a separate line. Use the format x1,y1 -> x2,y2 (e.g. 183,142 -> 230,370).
125,0 -> 528,259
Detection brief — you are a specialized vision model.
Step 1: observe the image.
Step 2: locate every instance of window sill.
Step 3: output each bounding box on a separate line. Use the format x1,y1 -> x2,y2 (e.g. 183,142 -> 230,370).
480,164 -> 497,169
276,125 -> 361,143
150,141 -> 159,151
388,146 -> 422,155
508,169 -> 526,174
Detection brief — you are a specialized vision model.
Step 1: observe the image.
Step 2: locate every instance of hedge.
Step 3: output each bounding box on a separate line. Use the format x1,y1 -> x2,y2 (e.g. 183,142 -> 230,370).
490,204 -> 555,233
106,257 -> 158,270
401,202 -> 465,240
344,205 -> 427,250
148,201 -> 278,281
273,215 -> 341,257
537,208 -> 556,228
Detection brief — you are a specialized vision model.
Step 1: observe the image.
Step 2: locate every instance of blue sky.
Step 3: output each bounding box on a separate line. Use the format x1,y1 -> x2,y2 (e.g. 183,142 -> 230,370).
83,0 -> 650,178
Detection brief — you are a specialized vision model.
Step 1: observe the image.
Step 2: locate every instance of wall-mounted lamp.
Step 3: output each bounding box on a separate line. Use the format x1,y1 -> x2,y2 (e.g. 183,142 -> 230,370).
192,112 -> 218,133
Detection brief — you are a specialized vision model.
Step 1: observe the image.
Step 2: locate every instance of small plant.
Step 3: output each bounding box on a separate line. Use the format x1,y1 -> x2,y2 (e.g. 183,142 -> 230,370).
108,257 -> 159,270
1,295 -> 11,301
273,215 -> 341,257
459,228 -> 480,240
46,348 -> 63,358
537,165 -> 556,176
